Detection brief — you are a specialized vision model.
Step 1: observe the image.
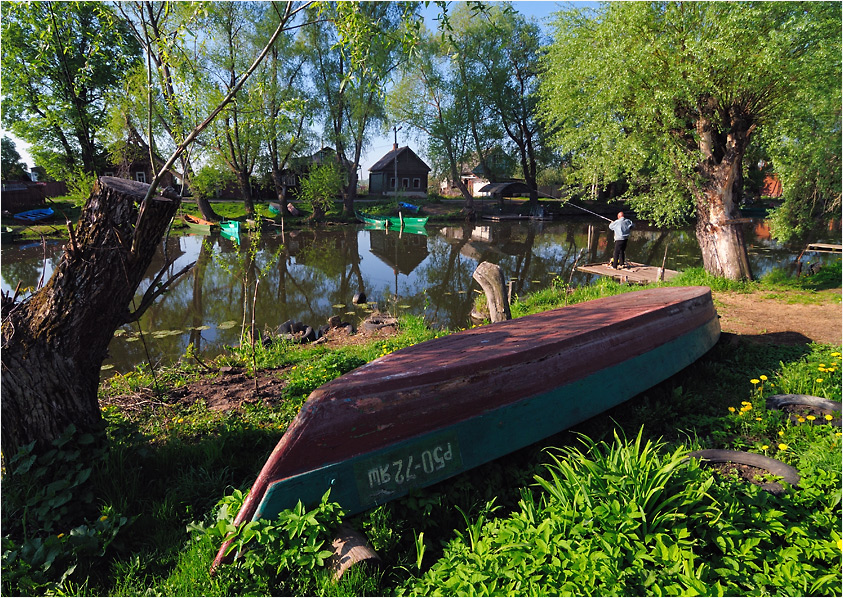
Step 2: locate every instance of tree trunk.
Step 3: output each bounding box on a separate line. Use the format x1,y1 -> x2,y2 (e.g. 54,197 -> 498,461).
694,126 -> 754,280
236,171 -> 255,216
1,177 -> 182,458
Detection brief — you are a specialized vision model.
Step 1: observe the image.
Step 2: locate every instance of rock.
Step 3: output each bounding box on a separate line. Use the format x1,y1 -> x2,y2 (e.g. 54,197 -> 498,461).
353,292 -> 367,305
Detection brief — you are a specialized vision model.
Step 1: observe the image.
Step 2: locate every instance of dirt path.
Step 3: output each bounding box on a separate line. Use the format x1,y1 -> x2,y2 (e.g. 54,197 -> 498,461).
713,289 -> 841,345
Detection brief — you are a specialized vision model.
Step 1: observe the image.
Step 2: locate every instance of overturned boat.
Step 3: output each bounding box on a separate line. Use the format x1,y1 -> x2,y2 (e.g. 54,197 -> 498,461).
214,286 -> 719,565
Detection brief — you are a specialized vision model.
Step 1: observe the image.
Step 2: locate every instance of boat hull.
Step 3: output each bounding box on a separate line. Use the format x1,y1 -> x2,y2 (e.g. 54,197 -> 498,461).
217,287 -> 719,562
357,211 -> 428,228
183,214 -> 218,234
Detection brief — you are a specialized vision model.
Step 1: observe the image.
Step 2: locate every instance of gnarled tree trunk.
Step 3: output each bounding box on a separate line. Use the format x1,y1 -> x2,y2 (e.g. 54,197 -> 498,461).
1,177 -> 184,458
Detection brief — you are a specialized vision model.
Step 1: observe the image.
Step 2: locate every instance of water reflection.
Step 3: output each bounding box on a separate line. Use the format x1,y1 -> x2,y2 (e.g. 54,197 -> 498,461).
1,218 -> 836,374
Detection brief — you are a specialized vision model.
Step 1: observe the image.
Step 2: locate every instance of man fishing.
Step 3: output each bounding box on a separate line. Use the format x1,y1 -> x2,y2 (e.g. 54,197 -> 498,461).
609,211 -> 634,269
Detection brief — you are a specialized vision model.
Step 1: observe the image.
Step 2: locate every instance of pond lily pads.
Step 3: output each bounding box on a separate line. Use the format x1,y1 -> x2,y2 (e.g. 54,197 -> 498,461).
332,304 -> 346,309
218,321 -> 238,330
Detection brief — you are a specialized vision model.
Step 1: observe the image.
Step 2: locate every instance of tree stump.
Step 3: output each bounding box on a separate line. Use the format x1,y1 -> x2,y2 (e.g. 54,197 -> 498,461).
1,177 -> 182,458
472,261 -> 511,323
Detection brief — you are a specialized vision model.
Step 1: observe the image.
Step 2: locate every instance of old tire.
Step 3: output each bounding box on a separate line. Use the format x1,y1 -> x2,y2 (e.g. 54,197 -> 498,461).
766,394 -> 842,426
689,449 -> 800,495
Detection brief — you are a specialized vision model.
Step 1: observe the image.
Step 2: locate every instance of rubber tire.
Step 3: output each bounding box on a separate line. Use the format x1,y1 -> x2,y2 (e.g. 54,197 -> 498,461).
688,449 -> 800,495
766,394 -> 842,426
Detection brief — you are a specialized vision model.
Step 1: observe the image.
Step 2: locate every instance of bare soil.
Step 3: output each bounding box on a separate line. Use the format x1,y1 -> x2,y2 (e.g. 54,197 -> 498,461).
713,289 -> 841,346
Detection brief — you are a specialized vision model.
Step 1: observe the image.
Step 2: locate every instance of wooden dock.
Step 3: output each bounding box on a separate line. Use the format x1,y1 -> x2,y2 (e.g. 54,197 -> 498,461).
577,262 -> 679,284
805,243 -> 842,254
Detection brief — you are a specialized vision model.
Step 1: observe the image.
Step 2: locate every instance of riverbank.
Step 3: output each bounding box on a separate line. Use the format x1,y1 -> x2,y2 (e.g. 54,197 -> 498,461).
2,265 -> 840,596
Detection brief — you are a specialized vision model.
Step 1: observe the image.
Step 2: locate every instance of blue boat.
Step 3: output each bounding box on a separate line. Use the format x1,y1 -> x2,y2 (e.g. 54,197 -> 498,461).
220,220 -> 240,243
13,207 -> 54,223
399,201 -> 420,213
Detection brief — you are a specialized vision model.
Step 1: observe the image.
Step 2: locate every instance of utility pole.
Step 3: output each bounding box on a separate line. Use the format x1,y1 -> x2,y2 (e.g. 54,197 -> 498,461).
393,125 -> 402,196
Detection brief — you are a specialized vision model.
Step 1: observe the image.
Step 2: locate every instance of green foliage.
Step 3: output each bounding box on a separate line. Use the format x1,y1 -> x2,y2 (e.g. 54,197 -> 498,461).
1,136 -> 29,180
1,1 -> 141,178
298,162 -> 344,220
1,426 -> 130,596
188,489 -> 343,594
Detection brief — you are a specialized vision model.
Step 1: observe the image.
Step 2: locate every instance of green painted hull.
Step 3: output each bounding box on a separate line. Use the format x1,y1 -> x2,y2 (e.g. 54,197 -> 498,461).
357,211 -> 428,229
254,317 -> 720,520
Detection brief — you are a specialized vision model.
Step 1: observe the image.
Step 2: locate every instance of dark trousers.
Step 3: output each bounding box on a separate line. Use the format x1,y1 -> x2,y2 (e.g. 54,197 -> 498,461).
613,238 -> 628,267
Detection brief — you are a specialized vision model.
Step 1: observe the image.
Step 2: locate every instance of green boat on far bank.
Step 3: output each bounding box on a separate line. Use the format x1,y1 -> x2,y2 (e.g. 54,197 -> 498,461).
357,211 -> 428,229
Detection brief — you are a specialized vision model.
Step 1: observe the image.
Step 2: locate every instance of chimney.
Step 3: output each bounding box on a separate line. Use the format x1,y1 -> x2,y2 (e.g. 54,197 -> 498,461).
393,143 -> 398,151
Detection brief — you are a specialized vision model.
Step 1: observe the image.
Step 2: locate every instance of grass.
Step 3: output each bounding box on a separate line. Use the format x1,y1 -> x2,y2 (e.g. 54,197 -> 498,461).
2,267 -> 841,596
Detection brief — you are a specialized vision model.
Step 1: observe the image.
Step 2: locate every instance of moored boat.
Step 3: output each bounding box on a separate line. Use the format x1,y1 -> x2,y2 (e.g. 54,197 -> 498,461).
13,207 -> 54,223
356,211 -> 428,228
220,220 -> 240,243
182,213 -> 218,234
214,286 -> 720,566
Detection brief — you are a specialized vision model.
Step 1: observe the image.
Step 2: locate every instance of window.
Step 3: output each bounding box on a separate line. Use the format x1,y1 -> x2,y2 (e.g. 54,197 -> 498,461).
402,178 -> 409,189
104,171 -> 115,177
135,171 -> 146,183
389,177 -> 396,190
413,178 -> 421,189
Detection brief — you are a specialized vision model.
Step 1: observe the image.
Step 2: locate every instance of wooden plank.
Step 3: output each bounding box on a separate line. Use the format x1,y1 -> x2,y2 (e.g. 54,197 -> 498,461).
576,261 -> 679,284
806,243 -> 842,253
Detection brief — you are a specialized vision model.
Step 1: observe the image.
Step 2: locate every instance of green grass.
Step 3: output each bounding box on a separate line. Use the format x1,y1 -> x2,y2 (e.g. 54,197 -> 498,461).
2,273 -> 841,596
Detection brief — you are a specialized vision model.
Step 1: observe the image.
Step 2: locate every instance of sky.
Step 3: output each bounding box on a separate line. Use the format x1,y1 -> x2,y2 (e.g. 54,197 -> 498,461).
3,1 -> 573,177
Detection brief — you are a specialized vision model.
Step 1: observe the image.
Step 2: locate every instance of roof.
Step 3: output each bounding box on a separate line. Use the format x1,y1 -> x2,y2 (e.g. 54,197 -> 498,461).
477,181 -> 532,196
369,146 -> 431,173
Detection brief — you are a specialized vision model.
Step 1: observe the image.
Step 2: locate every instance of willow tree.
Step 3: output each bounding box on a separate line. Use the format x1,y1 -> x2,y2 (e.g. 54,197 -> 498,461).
540,2 -> 841,280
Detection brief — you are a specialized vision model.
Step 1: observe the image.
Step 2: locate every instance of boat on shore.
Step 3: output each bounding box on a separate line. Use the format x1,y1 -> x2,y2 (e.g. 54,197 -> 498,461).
13,207 -> 54,223
214,286 -> 720,566
357,211 -> 428,229
182,213 -> 218,234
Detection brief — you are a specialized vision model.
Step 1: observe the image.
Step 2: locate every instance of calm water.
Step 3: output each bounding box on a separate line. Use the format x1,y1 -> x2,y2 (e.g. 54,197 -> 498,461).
1,217 -> 836,375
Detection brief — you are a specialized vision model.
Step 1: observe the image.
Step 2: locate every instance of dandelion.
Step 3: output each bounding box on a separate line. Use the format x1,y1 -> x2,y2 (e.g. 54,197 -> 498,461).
755,417 -> 762,421
838,539 -> 842,551
832,352 -> 841,357
741,401 -> 751,406
761,445 -> 769,450
728,406 -> 736,413
816,378 -> 824,383
760,375 -> 768,381
750,378 -> 760,385
797,417 -> 806,423
778,430 -> 785,437
100,515 -> 108,522
825,414 -> 834,421
778,443 -> 788,451
177,418 -> 184,423
57,533 -> 65,539
820,363 -> 827,368
807,415 -> 816,421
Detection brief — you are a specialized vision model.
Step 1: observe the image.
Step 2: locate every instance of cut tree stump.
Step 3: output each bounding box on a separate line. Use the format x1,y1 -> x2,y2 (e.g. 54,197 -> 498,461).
326,524 -> 381,580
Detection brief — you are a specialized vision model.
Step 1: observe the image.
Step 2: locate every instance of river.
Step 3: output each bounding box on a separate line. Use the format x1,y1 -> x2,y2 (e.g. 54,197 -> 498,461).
0,217 -> 835,375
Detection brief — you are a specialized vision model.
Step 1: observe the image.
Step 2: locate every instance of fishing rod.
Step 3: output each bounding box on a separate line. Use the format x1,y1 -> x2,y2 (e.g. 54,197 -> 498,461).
537,190 -> 613,222
563,200 -> 613,222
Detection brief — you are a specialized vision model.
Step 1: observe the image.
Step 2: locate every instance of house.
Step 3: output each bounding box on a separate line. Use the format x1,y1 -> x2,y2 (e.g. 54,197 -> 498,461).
440,147 -> 518,197
105,132 -> 181,190
278,147 -> 353,199
368,144 -> 430,197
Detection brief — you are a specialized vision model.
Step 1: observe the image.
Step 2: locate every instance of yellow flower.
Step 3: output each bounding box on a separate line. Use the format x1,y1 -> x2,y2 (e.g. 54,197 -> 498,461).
57,533 -> 65,539
761,445 -> 769,450
820,363 -> 827,368
177,418 -> 184,423
819,367 -> 827,372
778,430 -> 785,437
838,539 -> 842,551
750,379 -> 760,385
778,443 -> 788,451
759,375 -> 768,381
807,415 -> 816,421
741,401 -> 751,406
728,406 -> 736,413
825,414 -> 834,421
816,378 -> 824,383
100,515 -> 108,521
797,417 -> 806,423
755,417 -> 762,421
